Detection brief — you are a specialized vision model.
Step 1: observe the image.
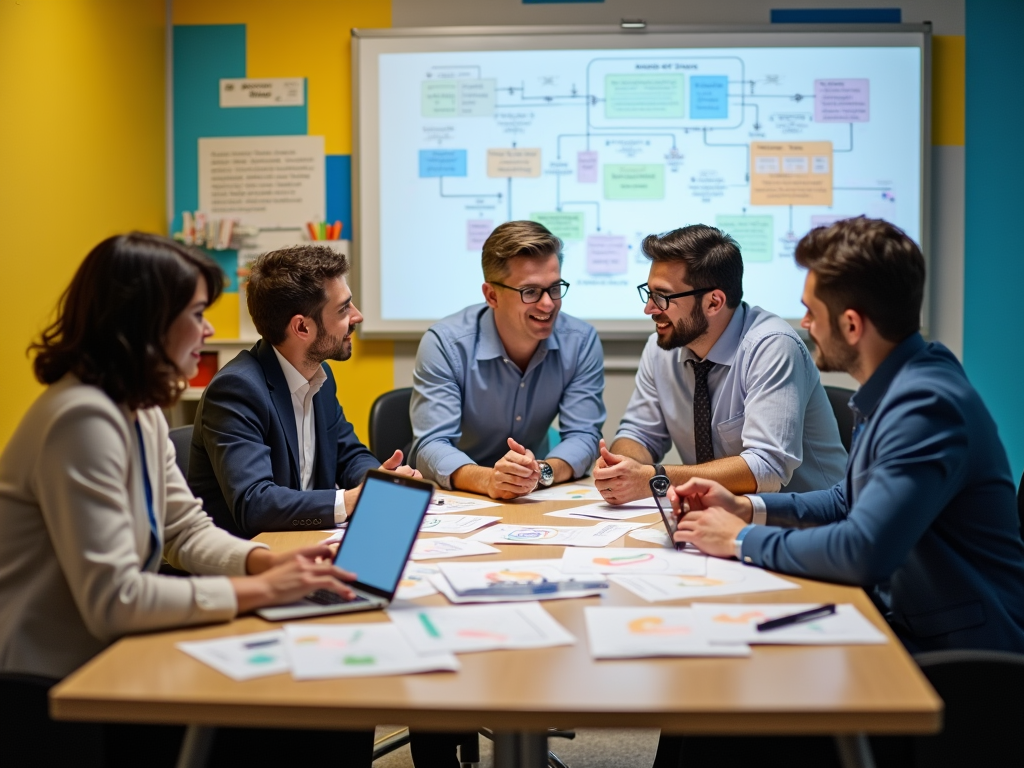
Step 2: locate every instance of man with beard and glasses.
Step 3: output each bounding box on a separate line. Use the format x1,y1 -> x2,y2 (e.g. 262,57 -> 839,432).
595,224 -> 846,506
188,245 -> 419,538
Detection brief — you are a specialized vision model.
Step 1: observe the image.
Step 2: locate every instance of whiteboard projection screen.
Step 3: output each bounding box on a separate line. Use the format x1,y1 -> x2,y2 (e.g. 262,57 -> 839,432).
353,25 -> 929,338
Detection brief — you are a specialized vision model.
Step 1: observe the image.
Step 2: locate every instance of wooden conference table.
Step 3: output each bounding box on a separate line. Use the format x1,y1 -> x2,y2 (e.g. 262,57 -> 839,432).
52,487 -> 941,768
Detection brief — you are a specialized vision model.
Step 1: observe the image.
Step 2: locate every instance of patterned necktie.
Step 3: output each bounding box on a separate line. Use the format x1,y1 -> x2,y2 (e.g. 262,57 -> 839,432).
689,359 -> 716,464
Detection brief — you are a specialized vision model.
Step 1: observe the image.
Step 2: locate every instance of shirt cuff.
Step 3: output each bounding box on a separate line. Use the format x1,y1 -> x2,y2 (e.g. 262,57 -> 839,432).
746,494 -> 768,525
739,452 -> 783,493
191,575 -> 239,618
733,524 -> 755,561
334,489 -> 348,526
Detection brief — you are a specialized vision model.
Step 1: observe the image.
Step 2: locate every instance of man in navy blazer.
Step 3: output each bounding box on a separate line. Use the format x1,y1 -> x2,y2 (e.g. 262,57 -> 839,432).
188,244 -> 417,539
664,217 -> 1024,653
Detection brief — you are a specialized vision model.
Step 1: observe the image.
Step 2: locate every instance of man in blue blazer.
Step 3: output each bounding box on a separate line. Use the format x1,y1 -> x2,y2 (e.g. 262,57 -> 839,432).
188,244 -> 417,539
665,217 -> 1024,654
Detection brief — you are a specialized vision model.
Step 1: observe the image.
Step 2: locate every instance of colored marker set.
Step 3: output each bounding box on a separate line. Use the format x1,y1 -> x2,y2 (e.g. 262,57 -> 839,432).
175,211 -> 237,251
307,220 -> 343,241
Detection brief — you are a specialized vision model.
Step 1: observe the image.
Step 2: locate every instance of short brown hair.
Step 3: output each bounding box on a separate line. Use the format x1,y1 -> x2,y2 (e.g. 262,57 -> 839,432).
246,245 -> 350,345
795,217 -> 924,343
31,232 -> 224,410
481,220 -> 563,281
641,225 -> 744,308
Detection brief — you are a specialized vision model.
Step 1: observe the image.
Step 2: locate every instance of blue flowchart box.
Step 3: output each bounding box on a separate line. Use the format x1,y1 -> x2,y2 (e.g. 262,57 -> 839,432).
690,76 -> 729,119
419,149 -> 468,177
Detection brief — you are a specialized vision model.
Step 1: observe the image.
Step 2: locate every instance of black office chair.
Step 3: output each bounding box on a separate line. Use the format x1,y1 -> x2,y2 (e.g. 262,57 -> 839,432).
911,649 -> 1024,767
1017,471 -> 1024,543
823,385 -> 856,453
368,387 -> 413,463
168,424 -> 193,478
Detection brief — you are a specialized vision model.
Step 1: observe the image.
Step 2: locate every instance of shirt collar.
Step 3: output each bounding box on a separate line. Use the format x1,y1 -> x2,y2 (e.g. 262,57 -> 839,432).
272,345 -> 326,396
850,332 -> 926,420
474,306 -> 559,362
678,302 -> 746,366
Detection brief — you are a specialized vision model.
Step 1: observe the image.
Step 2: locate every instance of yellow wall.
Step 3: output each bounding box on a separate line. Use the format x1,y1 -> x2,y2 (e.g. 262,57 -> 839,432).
174,0 -> 395,442
0,0 -> 167,447
933,35 -> 966,146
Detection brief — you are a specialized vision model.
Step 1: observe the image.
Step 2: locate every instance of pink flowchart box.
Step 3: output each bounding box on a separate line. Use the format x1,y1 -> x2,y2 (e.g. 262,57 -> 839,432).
814,79 -> 870,123
467,219 -> 494,251
578,151 -> 598,183
586,235 -> 628,275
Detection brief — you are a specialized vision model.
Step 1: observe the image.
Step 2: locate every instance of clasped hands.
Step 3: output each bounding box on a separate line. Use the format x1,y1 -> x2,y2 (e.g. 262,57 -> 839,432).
486,437 -> 541,499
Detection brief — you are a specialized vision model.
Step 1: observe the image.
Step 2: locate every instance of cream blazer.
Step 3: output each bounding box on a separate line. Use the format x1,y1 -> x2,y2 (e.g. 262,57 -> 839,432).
0,375 -> 263,678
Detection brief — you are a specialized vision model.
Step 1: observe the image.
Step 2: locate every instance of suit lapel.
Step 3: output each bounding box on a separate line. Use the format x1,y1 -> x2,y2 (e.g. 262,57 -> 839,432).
255,340 -> 301,480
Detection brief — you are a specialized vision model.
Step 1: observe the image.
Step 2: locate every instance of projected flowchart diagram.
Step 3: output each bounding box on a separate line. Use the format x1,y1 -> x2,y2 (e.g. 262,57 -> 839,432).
377,47 -> 921,321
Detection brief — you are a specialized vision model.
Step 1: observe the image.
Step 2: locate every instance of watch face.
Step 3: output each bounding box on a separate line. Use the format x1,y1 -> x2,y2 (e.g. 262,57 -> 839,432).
649,475 -> 670,497
538,461 -> 554,485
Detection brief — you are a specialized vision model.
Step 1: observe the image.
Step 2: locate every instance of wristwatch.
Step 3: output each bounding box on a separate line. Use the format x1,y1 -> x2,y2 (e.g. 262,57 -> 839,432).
650,464 -> 669,497
536,460 -> 555,487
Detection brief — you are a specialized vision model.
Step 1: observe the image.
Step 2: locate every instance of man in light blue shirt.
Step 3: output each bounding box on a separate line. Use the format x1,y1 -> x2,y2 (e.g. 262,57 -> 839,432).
410,220 -> 605,499
596,224 -> 846,505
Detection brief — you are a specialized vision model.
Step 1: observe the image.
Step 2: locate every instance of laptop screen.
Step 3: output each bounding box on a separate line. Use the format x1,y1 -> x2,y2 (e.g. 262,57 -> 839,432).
334,473 -> 431,596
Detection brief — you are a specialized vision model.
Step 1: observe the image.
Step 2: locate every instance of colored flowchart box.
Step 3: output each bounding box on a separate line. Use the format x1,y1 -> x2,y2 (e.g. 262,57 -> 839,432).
466,219 -> 494,251
605,74 -> 685,119
578,150 -> 598,183
419,149 -> 468,177
529,211 -> 585,241
487,148 -> 542,177
750,142 -> 833,206
457,79 -> 496,116
604,164 -> 665,199
422,81 -> 458,117
586,235 -> 628,274
715,215 -> 774,263
689,76 -> 729,119
814,79 -> 870,122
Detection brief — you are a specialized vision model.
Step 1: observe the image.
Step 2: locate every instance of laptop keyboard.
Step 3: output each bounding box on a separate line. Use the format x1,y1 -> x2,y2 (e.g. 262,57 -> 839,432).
306,589 -> 368,606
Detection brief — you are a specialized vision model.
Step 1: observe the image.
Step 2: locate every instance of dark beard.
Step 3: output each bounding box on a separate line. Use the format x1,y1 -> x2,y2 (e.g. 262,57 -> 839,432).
811,316 -> 858,373
306,328 -> 352,366
655,301 -> 710,350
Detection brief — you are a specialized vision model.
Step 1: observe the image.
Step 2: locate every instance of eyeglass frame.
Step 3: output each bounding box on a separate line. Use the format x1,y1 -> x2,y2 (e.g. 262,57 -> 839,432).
490,279 -> 571,304
637,283 -> 717,311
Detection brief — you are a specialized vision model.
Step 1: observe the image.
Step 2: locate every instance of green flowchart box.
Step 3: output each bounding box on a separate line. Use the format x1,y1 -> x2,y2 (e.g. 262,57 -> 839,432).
604,165 -> 665,200
605,74 -> 685,119
422,80 -> 496,117
422,81 -> 458,117
716,215 -> 774,263
529,211 -> 585,241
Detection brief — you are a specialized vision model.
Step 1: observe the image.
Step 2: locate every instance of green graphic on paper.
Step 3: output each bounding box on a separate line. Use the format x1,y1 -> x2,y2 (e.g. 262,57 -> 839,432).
529,211 -> 585,240
715,215 -> 774,263
342,655 -> 376,666
605,74 -> 685,119
604,165 -> 665,200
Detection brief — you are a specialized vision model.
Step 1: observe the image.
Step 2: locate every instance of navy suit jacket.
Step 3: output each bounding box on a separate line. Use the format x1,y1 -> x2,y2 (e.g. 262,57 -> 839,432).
188,340 -> 380,538
744,334 -> 1024,653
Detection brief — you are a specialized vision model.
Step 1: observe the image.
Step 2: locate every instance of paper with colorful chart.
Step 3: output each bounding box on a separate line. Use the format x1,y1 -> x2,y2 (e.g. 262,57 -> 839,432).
429,493 -> 503,513
690,603 -> 888,645
526,484 -> 605,502
420,514 -> 500,534
437,558 -> 600,594
409,536 -> 500,561
584,607 -> 751,659
545,499 -> 661,521
611,558 -> 799,601
388,602 -> 575,654
561,547 -> 707,576
469,522 -> 644,548
177,630 -> 290,681
395,564 -> 440,600
283,623 -> 459,680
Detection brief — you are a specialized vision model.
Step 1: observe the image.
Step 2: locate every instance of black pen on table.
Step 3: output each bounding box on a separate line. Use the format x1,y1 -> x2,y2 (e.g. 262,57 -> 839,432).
756,604 -> 837,632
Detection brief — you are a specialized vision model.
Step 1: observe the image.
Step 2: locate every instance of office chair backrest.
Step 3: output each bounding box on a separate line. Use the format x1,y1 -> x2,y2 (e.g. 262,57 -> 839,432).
168,425 -> 193,478
368,387 -> 413,463
912,649 -> 1024,767
823,385 -> 856,454
1018,472 -> 1024,543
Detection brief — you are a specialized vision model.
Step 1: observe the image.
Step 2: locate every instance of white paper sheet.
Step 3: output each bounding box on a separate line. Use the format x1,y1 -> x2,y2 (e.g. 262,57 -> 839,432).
469,522 -> 644,548
388,602 -> 576,654
627,528 -> 671,547
691,603 -> 888,645
611,558 -> 799,601
545,500 -> 660,521
395,564 -> 440,600
584,607 -> 751,659
561,547 -> 707,576
321,529 -> 346,544
526,484 -> 605,501
420,514 -> 500,534
430,573 -> 603,604
437,558 -> 603,593
177,630 -> 290,681
428,494 -> 503,513
284,623 -> 459,679
409,536 -> 501,561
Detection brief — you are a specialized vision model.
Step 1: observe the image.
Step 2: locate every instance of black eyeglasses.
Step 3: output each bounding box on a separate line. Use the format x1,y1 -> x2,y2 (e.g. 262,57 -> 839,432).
491,280 -> 570,304
637,283 -> 716,312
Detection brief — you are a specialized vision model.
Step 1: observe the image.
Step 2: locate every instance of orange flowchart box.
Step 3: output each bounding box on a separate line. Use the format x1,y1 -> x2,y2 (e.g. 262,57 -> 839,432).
487,148 -> 542,178
750,142 -> 833,206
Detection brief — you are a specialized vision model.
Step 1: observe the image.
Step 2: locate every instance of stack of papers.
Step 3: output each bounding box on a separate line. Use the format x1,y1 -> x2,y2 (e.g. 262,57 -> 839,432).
388,602 -> 575,654
545,499 -> 661,521
561,547 -> 707,576
428,494 -> 502,513
395,564 -> 440,600
420,514 -> 500,534
611,558 -> 799,600
409,536 -> 500,560
526,484 -> 605,501
469,522 -> 644,548
435,559 -> 607,602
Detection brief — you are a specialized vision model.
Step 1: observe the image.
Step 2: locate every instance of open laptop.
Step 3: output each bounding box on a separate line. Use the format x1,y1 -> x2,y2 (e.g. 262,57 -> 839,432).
256,470 -> 433,621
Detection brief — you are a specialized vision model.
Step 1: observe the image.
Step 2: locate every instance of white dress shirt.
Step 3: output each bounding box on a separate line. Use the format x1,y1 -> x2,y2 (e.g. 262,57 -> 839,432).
272,347 -> 348,524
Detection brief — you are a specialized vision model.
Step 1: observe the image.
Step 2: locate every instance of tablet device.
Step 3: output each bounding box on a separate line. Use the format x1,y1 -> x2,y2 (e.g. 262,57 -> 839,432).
256,470 -> 434,621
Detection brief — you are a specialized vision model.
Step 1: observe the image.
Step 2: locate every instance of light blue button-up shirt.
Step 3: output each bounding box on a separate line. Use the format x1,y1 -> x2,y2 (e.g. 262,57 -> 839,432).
614,302 -> 847,493
410,304 -> 606,489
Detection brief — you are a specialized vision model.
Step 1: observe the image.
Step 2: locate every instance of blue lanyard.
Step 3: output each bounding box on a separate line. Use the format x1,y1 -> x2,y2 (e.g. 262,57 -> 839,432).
134,420 -> 161,571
